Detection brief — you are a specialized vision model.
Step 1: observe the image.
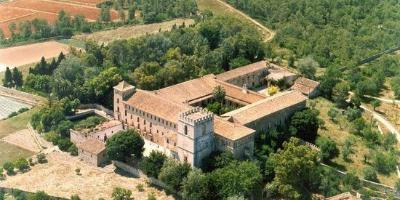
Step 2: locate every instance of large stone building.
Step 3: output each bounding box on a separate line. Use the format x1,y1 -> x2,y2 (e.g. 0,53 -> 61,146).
114,60 -> 312,167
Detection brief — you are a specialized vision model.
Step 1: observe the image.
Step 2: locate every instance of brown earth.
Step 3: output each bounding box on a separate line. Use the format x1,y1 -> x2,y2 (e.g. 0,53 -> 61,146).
0,151 -> 175,200
0,40 -> 70,69
0,0 -> 118,38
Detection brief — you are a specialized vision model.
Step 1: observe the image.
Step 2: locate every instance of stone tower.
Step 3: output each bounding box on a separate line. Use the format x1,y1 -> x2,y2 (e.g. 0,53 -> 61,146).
177,107 -> 214,167
113,81 -> 135,122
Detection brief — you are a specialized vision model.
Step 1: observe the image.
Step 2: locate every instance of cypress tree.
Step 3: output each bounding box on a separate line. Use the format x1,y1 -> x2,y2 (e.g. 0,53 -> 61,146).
3,67 -> 14,88
12,68 -> 23,88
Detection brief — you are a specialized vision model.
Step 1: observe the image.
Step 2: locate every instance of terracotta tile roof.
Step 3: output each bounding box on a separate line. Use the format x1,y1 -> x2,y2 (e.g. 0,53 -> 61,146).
214,117 -> 255,141
266,63 -> 297,81
216,80 -> 266,104
126,90 -> 191,123
216,60 -> 268,81
155,75 -> 217,104
78,120 -> 122,135
291,77 -> 320,95
114,81 -> 135,91
222,91 -> 307,125
77,138 -> 105,155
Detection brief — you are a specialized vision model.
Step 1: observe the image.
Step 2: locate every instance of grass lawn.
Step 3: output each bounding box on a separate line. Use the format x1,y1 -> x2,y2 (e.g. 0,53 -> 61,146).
314,98 -> 398,187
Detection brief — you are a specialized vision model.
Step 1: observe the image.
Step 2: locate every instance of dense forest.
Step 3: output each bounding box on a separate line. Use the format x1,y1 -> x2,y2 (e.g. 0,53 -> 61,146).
227,0 -> 400,68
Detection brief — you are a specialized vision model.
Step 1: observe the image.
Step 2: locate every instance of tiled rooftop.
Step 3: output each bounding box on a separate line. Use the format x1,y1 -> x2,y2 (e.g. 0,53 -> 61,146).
216,60 -> 267,81
291,77 -> 320,95
222,91 -> 307,125
77,138 -> 105,155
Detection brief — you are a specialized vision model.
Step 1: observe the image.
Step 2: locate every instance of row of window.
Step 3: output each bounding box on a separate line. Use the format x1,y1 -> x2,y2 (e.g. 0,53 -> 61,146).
124,104 -> 177,129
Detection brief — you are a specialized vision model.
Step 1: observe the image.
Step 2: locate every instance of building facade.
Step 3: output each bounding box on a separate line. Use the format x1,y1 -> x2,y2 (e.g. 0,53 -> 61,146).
114,61 -> 312,167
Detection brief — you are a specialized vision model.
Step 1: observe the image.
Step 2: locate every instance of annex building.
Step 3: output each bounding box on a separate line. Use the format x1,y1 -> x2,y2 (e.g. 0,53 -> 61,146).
113,61 -> 314,167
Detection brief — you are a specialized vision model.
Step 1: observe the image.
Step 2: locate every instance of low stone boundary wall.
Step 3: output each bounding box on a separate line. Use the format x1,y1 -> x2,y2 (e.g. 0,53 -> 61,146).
112,160 -> 174,193
0,86 -> 43,106
78,104 -> 114,118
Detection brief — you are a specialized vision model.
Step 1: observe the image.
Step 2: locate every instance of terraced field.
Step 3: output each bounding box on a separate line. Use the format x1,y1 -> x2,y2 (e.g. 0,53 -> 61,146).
0,96 -> 31,120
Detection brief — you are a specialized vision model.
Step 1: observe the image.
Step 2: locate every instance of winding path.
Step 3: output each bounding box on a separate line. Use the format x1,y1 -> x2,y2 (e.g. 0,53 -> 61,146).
215,0 -> 276,42
360,105 -> 400,140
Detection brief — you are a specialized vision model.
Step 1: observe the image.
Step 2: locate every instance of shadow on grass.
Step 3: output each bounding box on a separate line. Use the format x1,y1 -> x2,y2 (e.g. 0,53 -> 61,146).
326,160 -> 347,172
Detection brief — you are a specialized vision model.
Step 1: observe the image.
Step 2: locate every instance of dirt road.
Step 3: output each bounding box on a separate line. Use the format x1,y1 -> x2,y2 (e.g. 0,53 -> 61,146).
215,0 -> 275,42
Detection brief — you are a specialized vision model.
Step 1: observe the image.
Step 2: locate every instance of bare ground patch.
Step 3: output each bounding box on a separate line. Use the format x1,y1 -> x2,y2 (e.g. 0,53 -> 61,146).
1,129 -> 40,153
73,18 -> 195,45
0,151 -> 175,200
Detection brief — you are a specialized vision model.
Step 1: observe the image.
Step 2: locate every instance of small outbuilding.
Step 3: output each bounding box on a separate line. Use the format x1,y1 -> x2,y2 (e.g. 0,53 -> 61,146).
77,138 -> 107,166
290,77 -> 320,98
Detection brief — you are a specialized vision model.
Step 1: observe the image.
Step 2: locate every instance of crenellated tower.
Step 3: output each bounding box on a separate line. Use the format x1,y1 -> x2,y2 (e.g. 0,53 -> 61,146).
113,81 -> 135,122
177,107 -> 214,167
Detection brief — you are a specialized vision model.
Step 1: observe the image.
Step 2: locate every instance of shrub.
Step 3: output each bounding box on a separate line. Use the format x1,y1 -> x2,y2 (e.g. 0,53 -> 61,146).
267,86 -> 279,96
371,152 -> 397,175
37,153 -> 47,163
57,138 -> 73,151
44,131 -> 61,144
316,137 -> 339,162
8,112 -> 18,118
342,172 -> 361,190
68,144 -> 78,156
158,159 -> 191,191
147,193 -> 156,200
71,195 -> 81,200
111,187 -> 132,200
139,151 -> 167,178
3,162 -> 14,174
136,184 -> 144,192
363,166 -> 378,182
14,158 -> 29,172
395,180 -> 400,192
75,168 -> 81,175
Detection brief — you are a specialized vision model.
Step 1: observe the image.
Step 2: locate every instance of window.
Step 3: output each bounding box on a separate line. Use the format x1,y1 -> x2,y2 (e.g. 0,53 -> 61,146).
202,124 -> 206,136
184,125 -> 188,135
124,110 -> 127,116
137,117 -> 139,122
184,156 -> 188,163
150,123 -> 152,128
167,139 -> 169,144
117,107 -> 120,112
117,98 -> 119,103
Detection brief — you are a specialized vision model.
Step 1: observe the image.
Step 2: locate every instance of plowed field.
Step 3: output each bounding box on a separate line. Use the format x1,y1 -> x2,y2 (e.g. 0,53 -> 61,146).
0,0 -> 118,38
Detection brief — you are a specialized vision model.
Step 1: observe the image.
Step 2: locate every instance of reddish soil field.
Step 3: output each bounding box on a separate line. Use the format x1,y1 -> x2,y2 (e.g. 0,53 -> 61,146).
0,0 -> 118,38
0,41 -> 70,68
0,6 -> 34,22
0,12 -> 57,37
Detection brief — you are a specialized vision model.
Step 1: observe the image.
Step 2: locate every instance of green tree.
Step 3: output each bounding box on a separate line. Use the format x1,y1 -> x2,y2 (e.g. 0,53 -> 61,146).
289,109 -> 320,142
14,158 -> 29,172
100,6 -> 111,22
395,180 -> 400,192
371,152 -> 397,175
316,137 -> 339,162
112,187 -> 132,200
29,191 -> 52,200
213,86 -> 226,103
12,67 -> 23,88
37,153 -> 47,163
327,108 -> 339,123
363,166 -> 378,182
181,169 -> 209,200
371,99 -> 381,111
3,67 -> 13,88
342,137 -> 354,162
106,129 -> 144,161
297,56 -> 318,79
342,172 -> 361,190
158,159 -> 191,191
3,162 -> 14,175
70,195 -> 81,200
139,151 -> 167,178
211,161 -> 262,199
318,168 -> 341,197
266,137 -> 320,199
332,81 -> 350,108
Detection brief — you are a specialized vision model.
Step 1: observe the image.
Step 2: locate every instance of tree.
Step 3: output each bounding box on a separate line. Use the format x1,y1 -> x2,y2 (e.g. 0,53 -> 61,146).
316,137 -> 339,162
70,195 -> 81,200
342,172 -> 361,190
2,67 -> 13,88
342,137 -> 354,162
100,6 -> 111,22
266,137 -> 320,199
211,161 -> 262,199
128,6 -> 135,21
181,169 -> 210,200
158,159 -> 191,191
111,187 -> 132,200
371,152 -> 397,175
213,86 -> 226,103
297,56 -> 318,79
14,158 -> 29,172
3,162 -> 14,175
371,99 -> 381,111
289,109 -> 320,142
139,151 -> 167,178
29,191 -> 52,200
12,67 -> 23,88
318,168 -> 341,197
327,108 -> 339,123
106,129 -> 144,161
363,166 -> 378,182
332,81 -> 350,108
37,153 -> 47,163
395,180 -> 400,192
382,133 -> 397,151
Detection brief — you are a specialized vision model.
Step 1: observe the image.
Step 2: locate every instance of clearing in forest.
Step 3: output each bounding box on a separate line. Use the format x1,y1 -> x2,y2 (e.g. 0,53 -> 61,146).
73,18 -> 195,44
